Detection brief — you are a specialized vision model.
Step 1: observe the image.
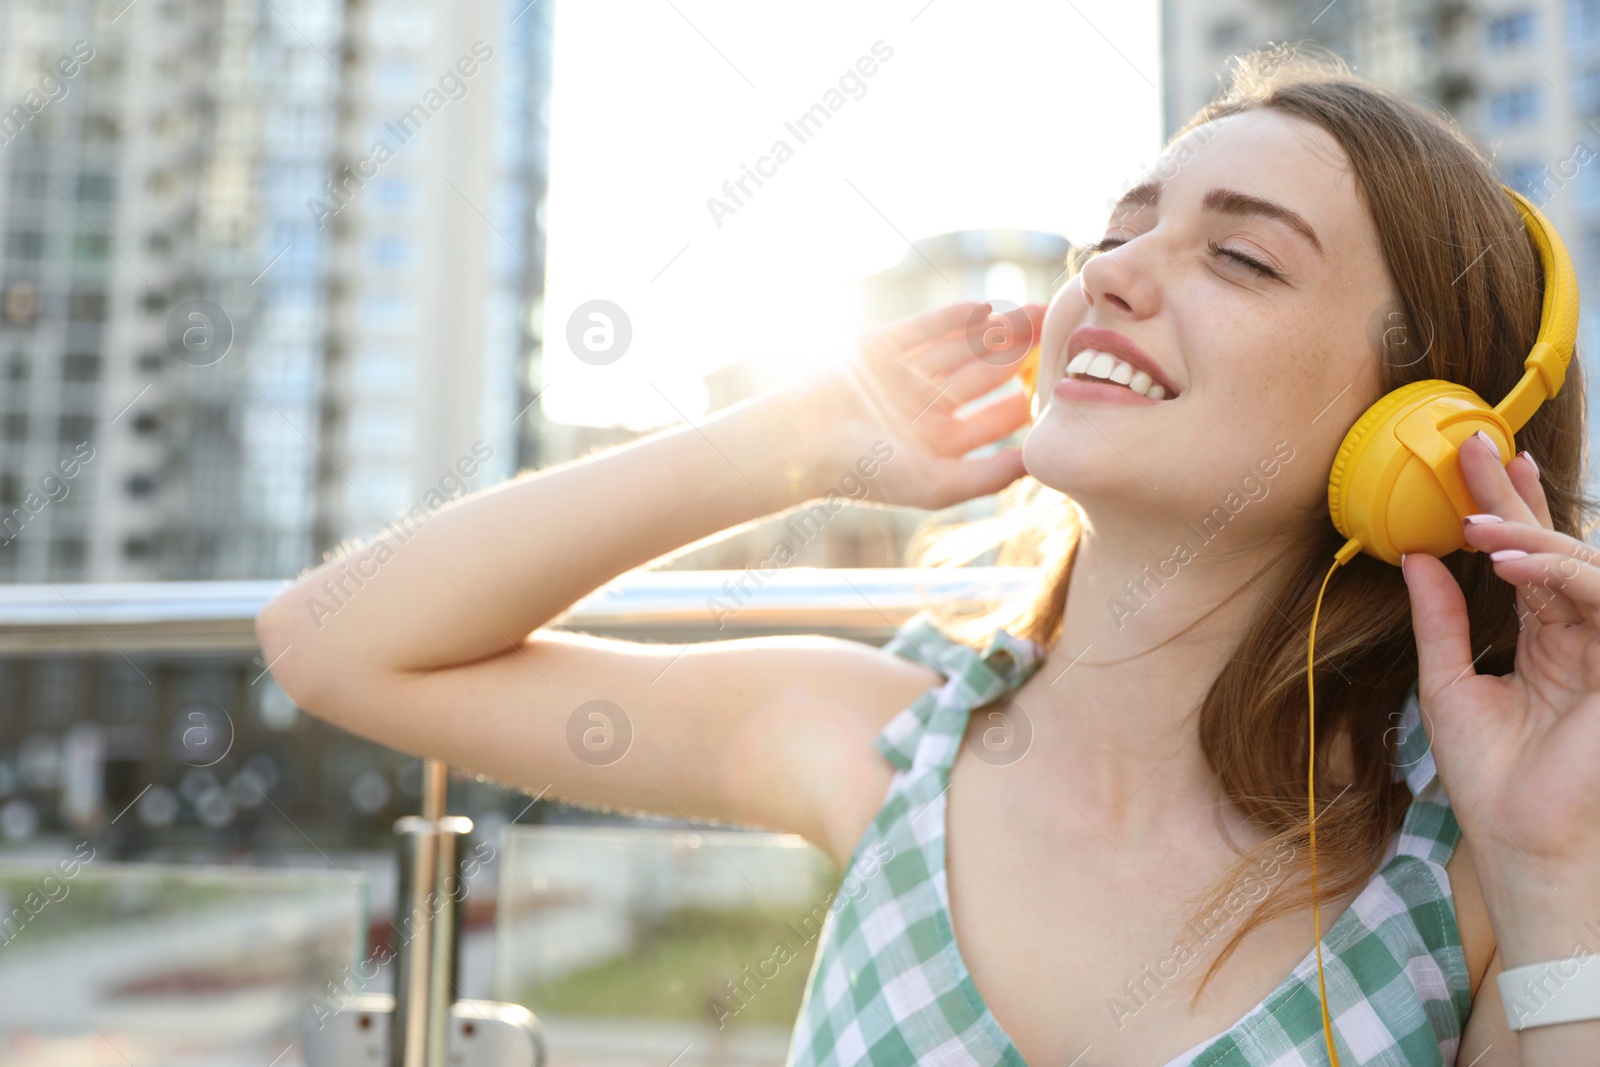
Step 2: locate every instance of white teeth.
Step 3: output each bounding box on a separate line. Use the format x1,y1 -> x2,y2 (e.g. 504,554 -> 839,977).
1064,349 -> 1174,399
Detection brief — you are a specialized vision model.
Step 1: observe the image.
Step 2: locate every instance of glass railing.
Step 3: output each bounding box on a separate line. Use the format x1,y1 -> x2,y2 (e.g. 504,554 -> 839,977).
0,567 -> 1037,1066
0,859 -> 366,1066
495,826 -> 842,1066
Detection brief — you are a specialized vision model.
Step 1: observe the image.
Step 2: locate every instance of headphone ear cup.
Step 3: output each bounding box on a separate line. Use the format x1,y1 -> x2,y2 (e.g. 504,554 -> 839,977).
1328,379 -> 1511,565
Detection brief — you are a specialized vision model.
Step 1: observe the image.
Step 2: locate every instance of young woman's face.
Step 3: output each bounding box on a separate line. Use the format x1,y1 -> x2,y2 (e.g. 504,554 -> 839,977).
1023,108 -> 1397,541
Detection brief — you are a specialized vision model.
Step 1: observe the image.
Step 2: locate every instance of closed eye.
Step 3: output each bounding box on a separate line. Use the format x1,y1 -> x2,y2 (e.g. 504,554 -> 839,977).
1083,235 -> 1284,283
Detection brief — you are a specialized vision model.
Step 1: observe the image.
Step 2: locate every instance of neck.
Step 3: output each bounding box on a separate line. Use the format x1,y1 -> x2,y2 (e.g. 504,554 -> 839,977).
1030,508 -> 1301,837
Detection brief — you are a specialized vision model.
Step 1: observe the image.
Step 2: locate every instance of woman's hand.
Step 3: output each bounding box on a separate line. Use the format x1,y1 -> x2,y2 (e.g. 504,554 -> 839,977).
1400,430 -> 1600,968
786,300 -> 1043,511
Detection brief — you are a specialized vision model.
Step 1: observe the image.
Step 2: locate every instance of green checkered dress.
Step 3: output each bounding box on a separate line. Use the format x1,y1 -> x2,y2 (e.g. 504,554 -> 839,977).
783,611 -> 1471,1066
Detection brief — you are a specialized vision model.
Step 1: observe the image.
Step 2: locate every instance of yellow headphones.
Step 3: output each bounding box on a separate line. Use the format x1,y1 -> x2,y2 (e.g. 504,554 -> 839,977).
1014,185 -> 1578,1066
1015,185 -> 1577,565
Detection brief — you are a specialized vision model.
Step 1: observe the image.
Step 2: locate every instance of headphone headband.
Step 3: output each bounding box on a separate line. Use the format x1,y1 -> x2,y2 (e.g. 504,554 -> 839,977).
1497,186 -> 1579,433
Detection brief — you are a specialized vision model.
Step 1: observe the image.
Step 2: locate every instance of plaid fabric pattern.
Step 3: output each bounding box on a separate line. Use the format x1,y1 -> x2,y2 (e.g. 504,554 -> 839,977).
783,611 -> 1472,1067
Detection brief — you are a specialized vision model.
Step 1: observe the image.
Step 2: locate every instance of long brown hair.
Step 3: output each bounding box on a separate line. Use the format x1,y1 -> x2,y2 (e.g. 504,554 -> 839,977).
912,43 -> 1598,1004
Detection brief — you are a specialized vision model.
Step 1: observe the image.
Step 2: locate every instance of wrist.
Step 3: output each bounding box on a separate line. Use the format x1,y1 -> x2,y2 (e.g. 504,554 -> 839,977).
702,383 -> 840,509
1477,860 -> 1600,967
766,374 -> 857,502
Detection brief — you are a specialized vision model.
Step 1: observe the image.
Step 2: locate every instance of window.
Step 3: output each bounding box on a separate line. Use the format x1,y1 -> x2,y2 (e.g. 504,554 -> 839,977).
1209,18 -> 1244,50
83,115 -> 119,142
1572,0 -> 1600,49
1415,14 -> 1438,52
349,410 -> 412,454
68,289 -> 106,321
1585,229 -> 1600,279
374,58 -> 420,99
3,413 -> 25,441
354,346 -> 413,392
367,235 -> 411,266
58,414 -> 94,444
1487,85 -> 1541,126
7,231 -> 43,259
359,293 -> 415,333
1580,161 -> 1600,215
371,177 -> 413,210
2,283 -> 38,326
49,538 -> 86,570
1580,66 -> 1600,117
1505,160 -> 1549,202
63,353 -> 101,381
125,473 -> 156,498
75,173 -> 113,201
131,412 -> 158,435
72,232 -> 109,263
1487,10 -> 1536,49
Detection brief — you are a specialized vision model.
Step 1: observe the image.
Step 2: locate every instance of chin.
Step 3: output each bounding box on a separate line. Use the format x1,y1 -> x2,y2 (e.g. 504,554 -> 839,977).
1020,420 -> 1104,496
1021,415 -> 1176,509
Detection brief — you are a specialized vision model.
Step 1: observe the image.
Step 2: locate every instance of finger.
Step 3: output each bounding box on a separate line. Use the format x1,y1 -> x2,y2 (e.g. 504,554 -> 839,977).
1459,515 -> 1586,558
926,447 -> 1028,509
904,332 -> 1003,382
947,304 -> 1037,377
1020,303 -> 1048,345
1460,456 -> 1569,624
1401,552 -> 1478,697
876,301 -> 991,355
1460,431 -> 1538,527
936,355 -> 1036,410
943,391 -> 1032,455
1474,548 -> 1600,624
859,332 -> 960,426
1509,449 -> 1552,530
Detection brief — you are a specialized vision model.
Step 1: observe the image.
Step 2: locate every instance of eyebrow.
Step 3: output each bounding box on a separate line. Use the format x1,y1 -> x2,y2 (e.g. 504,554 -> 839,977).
1110,180 -> 1324,256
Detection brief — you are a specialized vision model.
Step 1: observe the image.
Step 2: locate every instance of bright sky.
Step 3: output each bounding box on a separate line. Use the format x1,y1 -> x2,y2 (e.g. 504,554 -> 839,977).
540,0 -> 1161,428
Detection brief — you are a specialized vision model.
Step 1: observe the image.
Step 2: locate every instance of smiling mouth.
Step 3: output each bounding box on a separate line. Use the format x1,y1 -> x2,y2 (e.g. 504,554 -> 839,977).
1063,349 -> 1176,400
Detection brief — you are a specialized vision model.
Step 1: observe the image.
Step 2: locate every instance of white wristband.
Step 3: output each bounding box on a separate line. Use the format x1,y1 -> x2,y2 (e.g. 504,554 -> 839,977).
1498,952 -> 1600,1031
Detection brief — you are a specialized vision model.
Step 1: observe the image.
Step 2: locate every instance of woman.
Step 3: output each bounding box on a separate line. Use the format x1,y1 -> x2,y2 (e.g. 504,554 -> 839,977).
257,46 -> 1600,1066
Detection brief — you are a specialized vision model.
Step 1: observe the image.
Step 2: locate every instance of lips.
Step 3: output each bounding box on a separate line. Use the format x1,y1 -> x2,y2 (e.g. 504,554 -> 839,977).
1060,326 -> 1180,400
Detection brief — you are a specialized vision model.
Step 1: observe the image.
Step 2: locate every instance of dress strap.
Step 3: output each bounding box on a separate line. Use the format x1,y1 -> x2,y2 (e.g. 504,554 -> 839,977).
1388,677 -> 1461,866
874,610 -> 1043,774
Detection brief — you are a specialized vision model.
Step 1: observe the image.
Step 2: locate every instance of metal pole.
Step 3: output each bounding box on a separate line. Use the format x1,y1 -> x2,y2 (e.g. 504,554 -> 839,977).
389,758 -> 472,1067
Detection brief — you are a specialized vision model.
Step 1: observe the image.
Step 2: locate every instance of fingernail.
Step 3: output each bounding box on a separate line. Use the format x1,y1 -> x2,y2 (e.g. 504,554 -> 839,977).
1490,549 -> 1528,561
1520,450 -> 1539,479
1463,513 -> 1504,525
1474,430 -> 1501,460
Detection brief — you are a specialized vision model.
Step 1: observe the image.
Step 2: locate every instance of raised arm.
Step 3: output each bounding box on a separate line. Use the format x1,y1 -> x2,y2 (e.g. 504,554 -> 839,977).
253,301 -> 1038,860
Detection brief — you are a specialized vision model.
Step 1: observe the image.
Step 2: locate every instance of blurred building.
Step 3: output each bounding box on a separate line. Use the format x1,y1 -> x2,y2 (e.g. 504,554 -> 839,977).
0,0 -> 551,582
0,0 -> 553,856
1162,0 -> 1600,492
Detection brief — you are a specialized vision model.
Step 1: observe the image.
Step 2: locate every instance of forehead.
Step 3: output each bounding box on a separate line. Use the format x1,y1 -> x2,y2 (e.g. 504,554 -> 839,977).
1127,109 -> 1375,266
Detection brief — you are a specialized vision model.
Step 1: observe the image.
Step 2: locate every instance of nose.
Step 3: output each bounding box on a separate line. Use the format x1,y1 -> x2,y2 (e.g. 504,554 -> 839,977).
1078,239 -> 1159,320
